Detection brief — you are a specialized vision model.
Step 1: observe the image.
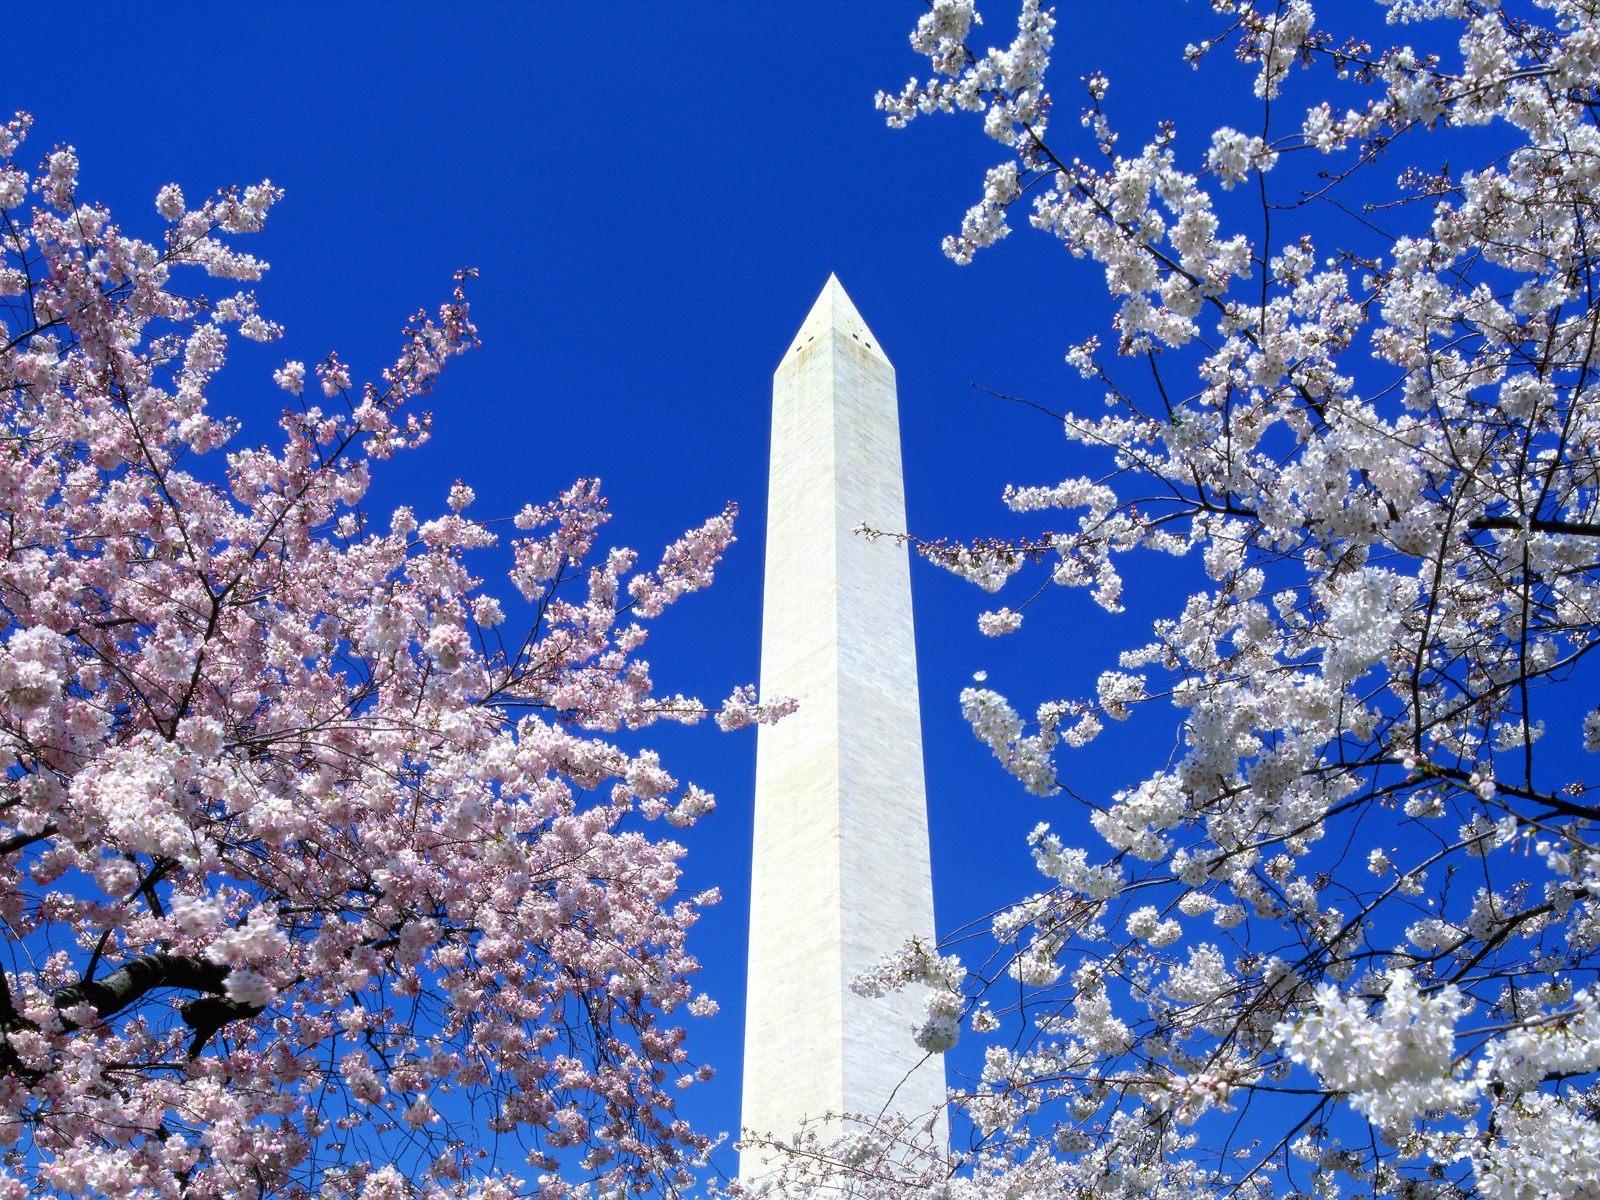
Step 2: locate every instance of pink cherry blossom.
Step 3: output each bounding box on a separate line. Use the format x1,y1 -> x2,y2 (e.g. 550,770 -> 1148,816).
0,115 -> 787,1200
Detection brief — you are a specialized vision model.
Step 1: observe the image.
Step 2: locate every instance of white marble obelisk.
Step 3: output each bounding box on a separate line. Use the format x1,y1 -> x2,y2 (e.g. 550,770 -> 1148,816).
740,276 -> 945,1181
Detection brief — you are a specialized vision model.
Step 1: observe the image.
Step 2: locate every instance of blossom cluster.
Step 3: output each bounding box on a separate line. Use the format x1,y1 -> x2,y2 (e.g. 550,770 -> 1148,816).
754,3 -> 1600,1198
0,117 -> 786,1199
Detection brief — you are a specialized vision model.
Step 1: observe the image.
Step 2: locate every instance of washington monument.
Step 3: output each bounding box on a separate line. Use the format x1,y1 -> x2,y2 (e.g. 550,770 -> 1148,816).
740,276 -> 945,1180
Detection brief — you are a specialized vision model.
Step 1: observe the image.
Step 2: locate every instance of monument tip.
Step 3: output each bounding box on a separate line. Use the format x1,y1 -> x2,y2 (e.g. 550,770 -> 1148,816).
781,274 -> 890,367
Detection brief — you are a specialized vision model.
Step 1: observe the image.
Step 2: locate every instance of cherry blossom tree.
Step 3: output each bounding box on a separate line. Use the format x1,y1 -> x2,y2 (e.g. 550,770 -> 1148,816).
0,113 -> 787,1200
751,2 -> 1600,1198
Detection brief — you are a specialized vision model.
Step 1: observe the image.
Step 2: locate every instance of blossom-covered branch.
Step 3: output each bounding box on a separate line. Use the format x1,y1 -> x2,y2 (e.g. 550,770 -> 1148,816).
752,3 -> 1600,1199
0,114 -> 787,1200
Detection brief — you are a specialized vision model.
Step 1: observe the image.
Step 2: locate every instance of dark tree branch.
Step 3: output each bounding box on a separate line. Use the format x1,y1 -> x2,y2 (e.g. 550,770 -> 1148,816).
178,995 -> 264,1058
1469,515 -> 1600,537
54,952 -> 227,1025
0,823 -> 56,857
52,951 -> 267,1058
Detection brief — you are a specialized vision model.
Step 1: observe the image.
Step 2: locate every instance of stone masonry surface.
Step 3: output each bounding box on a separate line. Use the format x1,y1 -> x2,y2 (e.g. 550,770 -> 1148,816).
740,277 -> 946,1181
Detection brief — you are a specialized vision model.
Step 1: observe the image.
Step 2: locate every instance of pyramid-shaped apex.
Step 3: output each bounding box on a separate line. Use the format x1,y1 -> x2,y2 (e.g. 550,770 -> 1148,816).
783,274 -> 890,364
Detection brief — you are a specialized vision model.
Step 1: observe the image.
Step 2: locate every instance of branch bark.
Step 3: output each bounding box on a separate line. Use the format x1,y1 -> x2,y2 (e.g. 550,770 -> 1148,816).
54,952 -> 228,1025
53,952 -> 263,1055
1468,515 -> 1600,537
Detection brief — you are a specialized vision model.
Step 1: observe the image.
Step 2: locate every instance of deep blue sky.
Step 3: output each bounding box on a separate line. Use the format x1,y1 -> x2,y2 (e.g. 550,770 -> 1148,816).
24,0 -> 1420,1182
